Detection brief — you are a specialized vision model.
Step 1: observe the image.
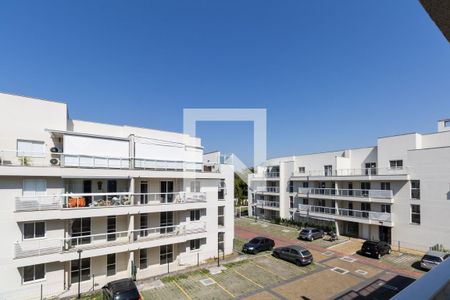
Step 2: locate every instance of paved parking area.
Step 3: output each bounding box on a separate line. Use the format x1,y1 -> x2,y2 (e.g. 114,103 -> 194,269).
139,218 -> 421,300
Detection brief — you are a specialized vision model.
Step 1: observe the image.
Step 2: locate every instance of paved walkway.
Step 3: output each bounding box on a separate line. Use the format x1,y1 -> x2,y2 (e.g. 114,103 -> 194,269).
235,223 -> 423,279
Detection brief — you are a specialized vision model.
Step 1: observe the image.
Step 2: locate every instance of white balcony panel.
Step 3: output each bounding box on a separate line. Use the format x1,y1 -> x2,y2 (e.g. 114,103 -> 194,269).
64,135 -> 129,160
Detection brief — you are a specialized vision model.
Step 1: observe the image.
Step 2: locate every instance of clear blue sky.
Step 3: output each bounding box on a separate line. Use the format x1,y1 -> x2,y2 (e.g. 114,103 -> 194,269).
1,1 -> 449,166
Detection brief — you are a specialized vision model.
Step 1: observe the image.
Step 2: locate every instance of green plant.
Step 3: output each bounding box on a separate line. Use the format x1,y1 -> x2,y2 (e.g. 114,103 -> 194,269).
18,156 -> 32,166
430,244 -> 450,253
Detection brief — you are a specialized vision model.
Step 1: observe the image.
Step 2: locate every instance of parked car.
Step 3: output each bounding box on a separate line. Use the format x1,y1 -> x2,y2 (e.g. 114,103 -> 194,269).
298,227 -> 324,241
102,278 -> 141,300
242,236 -> 275,254
272,245 -> 313,266
420,251 -> 450,271
360,240 -> 391,259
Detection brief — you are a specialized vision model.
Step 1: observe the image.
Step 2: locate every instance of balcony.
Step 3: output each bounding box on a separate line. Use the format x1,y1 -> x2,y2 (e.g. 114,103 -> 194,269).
0,150 -> 205,172
292,167 -> 408,179
15,192 -> 206,212
298,187 -> 393,203
255,186 -> 280,193
264,171 -> 280,178
14,222 -> 207,259
298,204 -> 393,226
256,200 -> 280,209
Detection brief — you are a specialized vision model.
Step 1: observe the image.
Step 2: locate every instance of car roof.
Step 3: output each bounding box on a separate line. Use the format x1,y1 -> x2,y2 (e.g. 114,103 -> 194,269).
425,251 -> 448,258
107,278 -> 137,293
302,227 -> 316,230
285,245 -> 308,251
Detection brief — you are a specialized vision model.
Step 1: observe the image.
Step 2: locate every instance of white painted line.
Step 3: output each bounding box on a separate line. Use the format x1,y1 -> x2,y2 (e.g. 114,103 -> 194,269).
322,251 -> 335,256
327,239 -> 351,249
340,256 -> 357,263
199,278 -> 215,286
281,229 -> 290,232
330,267 -> 349,275
355,269 -> 368,275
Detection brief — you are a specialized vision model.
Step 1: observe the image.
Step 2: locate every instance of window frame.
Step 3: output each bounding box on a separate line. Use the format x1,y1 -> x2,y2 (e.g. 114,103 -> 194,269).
411,204 -> 421,225
190,239 -> 201,251
190,209 -> 201,221
389,160 -> 403,169
160,245 -> 173,265
107,216 -> 116,241
107,253 -> 116,277
22,264 -> 46,284
140,249 -> 148,269
190,181 -> 201,193
23,221 -> 46,240
411,180 -> 421,200
71,257 -> 91,283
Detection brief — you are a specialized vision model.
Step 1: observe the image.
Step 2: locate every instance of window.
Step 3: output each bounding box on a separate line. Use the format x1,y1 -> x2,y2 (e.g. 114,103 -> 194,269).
190,210 -> 201,221
17,140 -> 45,157
23,264 -> 45,283
71,218 -> 91,246
218,180 -> 226,200
140,181 -> 148,204
160,212 -> 174,233
302,182 -> 309,188
289,196 -> 294,209
190,181 -> 200,193
302,198 -> 309,205
381,182 -> 391,190
381,204 -> 391,213
190,239 -> 201,250
140,249 -> 148,269
324,165 -> 333,176
22,179 -> 46,197
107,216 -> 116,241
390,160 -> 403,169
140,214 -> 148,237
71,258 -> 90,283
411,180 -> 420,199
289,181 -> 294,193
365,162 -> 377,175
23,222 -> 45,239
107,254 -> 116,276
218,232 -> 225,252
361,182 -> 371,196
298,167 -> 305,174
160,245 -> 173,264
218,206 -> 225,226
361,203 -> 370,218
411,204 -> 421,224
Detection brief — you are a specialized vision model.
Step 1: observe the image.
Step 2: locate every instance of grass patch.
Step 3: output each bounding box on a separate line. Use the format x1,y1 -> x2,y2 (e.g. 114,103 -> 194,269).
224,259 -> 250,269
161,269 -> 207,283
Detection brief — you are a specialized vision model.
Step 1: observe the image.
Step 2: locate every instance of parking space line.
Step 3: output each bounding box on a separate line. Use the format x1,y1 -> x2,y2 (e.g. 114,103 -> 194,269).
173,281 -> 192,300
249,261 -> 287,281
234,269 -> 264,289
205,274 -> 235,298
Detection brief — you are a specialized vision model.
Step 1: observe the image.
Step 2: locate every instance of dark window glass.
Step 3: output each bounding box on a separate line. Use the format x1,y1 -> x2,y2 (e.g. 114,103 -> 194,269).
107,254 -> 116,276
140,249 -> 148,269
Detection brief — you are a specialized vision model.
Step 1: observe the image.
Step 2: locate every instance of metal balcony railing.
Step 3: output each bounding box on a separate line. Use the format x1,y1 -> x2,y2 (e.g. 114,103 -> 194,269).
255,186 -> 280,193
256,200 -> 280,208
298,204 -> 392,222
293,167 -> 407,177
14,222 -> 207,259
298,187 -> 393,199
15,192 -> 206,212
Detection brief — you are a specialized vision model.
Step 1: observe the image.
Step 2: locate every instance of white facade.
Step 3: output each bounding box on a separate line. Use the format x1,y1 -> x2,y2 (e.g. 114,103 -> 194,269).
248,120 -> 450,252
0,93 -> 234,300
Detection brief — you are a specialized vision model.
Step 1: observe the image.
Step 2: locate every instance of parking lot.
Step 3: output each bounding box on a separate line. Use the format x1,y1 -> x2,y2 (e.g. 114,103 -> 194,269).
138,218 -> 422,300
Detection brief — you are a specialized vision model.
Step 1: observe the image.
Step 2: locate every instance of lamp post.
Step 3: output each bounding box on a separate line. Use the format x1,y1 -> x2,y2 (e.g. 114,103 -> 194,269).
77,249 -> 83,299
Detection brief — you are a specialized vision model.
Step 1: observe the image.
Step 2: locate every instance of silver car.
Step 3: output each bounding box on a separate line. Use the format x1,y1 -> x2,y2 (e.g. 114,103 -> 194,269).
420,251 -> 449,271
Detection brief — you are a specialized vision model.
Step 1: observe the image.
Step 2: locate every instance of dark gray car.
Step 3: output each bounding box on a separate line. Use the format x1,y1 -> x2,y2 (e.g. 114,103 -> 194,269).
298,227 -> 324,241
272,245 -> 313,266
420,251 -> 449,271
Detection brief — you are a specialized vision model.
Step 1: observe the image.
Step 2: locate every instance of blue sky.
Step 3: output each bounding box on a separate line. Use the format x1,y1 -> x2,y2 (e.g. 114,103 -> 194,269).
0,1 -> 449,166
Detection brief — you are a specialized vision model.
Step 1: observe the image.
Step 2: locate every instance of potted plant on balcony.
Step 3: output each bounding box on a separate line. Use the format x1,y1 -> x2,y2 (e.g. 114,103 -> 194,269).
18,156 -> 32,166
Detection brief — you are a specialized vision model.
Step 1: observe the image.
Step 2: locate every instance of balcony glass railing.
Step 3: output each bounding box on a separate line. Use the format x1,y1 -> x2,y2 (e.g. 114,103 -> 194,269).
293,167 -> 407,177
255,186 -> 280,193
298,204 -> 392,222
298,187 -> 393,199
264,172 -> 280,178
0,150 -> 206,172
15,192 -> 206,212
14,222 -> 207,259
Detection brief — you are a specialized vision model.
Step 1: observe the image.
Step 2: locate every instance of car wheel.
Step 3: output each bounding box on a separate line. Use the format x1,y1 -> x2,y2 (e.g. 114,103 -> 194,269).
388,248 -> 392,254
377,253 -> 381,259
296,260 -> 303,266
273,252 -> 279,258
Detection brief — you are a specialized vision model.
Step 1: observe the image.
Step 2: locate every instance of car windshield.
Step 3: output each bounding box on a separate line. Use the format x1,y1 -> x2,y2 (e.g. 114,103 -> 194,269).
249,238 -> 262,244
301,250 -> 311,257
300,229 -> 311,234
423,255 -> 442,262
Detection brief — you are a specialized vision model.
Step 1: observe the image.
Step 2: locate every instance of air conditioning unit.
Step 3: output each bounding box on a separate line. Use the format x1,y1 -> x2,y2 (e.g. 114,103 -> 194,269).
50,147 -> 63,153
50,158 -> 60,166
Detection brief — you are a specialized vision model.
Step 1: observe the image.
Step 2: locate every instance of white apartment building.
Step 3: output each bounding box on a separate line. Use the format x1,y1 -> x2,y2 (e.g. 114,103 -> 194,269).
0,93 -> 234,299
248,120 -> 450,252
